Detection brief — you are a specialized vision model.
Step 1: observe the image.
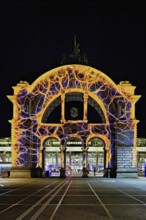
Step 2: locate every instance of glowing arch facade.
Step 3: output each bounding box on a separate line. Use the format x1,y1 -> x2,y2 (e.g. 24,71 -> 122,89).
7,64 -> 141,178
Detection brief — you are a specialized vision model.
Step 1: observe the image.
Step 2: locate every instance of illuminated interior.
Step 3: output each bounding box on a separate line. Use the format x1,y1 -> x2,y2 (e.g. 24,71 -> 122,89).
1,137 -> 146,177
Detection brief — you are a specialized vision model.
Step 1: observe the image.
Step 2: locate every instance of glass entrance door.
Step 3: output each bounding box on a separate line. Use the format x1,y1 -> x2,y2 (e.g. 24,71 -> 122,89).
87,152 -> 104,176
44,138 -> 60,177
66,138 -> 83,177
66,152 -> 82,176
45,152 -> 61,176
87,138 -> 105,177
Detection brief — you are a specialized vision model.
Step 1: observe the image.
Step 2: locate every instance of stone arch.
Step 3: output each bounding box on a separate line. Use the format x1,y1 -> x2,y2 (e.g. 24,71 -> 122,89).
28,65 -> 123,124
65,137 -> 84,176
86,134 -> 110,169
37,136 -> 60,168
41,137 -> 61,176
8,64 -> 141,178
87,137 -> 105,175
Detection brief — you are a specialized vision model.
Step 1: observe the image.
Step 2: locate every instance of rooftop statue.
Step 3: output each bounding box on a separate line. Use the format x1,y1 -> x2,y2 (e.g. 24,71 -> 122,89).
61,35 -> 88,65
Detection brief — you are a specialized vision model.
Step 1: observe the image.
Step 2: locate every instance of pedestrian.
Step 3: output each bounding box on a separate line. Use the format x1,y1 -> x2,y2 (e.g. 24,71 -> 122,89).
45,170 -> 49,177
94,167 -> 96,176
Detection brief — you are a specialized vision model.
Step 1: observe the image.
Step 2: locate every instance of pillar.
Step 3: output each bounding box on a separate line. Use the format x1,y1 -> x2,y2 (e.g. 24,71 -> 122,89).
69,151 -> 72,174
60,144 -> 66,178
56,152 -> 58,169
82,144 -> 89,177
115,122 -> 138,178
96,152 -> 98,171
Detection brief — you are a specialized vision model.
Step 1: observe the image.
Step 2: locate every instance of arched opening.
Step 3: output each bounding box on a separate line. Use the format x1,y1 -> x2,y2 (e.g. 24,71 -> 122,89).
87,137 -> 105,177
43,137 -> 61,177
65,137 -> 83,177
42,96 -> 61,123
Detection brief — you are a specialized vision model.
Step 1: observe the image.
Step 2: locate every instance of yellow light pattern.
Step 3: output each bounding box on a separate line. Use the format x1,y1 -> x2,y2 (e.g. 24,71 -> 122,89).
7,65 -> 140,175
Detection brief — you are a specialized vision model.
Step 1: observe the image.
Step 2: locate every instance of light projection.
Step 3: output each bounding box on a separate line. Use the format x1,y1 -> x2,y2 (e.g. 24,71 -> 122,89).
8,65 -> 141,178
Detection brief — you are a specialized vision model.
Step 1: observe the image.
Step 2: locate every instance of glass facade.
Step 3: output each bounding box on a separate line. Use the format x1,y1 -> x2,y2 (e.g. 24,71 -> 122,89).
66,152 -> 82,176
45,152 -> 61,177
0,137 -> 146,177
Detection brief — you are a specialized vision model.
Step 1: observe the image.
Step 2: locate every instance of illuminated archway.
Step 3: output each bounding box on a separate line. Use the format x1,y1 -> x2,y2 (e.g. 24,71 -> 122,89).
87,137 -> 105,177
8,64 -> 141,178
65,137 -> 83,177
43,137 -> 60,177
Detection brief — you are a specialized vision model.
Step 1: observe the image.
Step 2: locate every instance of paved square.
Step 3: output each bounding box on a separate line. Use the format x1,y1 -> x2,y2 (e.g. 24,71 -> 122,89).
0,177 -> 146,220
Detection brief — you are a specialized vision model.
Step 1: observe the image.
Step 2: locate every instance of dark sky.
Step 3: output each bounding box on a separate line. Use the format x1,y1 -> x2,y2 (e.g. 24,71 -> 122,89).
0,1 -> 146,138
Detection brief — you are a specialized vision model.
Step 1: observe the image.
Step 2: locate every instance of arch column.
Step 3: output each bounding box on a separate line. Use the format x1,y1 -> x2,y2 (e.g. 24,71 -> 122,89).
60,144 -> 66,177
103,148 -> 110,177
82,144 -> 89,177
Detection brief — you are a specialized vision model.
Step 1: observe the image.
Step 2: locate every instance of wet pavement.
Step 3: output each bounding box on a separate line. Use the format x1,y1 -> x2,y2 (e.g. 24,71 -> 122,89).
0,177 -> 146,220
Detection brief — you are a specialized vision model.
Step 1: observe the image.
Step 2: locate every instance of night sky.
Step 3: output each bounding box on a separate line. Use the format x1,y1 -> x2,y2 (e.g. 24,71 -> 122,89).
0,1 -> 146,138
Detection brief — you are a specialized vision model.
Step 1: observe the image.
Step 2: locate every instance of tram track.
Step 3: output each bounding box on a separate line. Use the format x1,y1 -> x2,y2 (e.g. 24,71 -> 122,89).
0,179 -> 58,214
0,178 -> 146,220
30,180 -> 72,220
16,178 -> 71,220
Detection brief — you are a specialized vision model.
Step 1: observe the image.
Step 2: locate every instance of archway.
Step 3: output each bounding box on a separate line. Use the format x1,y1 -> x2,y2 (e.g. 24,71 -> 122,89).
87,137 -> 105,177
43,137 -> 60,177
8,64 -> 140,178
65,137 -> 83,177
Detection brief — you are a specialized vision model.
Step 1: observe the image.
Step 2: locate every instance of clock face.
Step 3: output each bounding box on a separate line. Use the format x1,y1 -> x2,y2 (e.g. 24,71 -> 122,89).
70,107 -> 78,118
